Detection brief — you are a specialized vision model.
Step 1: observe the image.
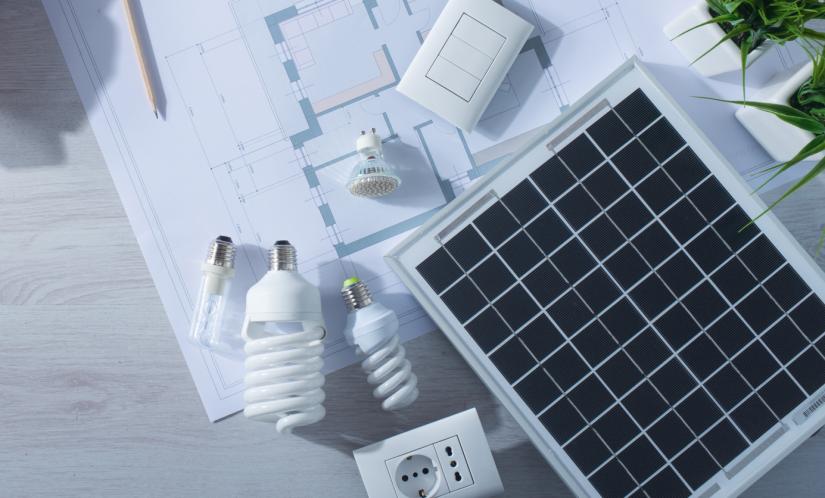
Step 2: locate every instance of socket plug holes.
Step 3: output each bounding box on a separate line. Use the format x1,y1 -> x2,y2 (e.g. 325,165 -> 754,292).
395,454 -> 440,498
434,436 -> 474,492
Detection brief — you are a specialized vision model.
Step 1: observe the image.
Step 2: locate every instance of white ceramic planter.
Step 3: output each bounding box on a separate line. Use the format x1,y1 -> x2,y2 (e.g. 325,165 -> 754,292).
664,1 -> 770,77
735,61 -> 824,162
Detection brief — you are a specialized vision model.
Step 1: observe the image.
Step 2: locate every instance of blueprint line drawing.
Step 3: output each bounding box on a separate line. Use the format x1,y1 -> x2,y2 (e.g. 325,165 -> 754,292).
158,0 -> 649,417
166,0 -> 644,269
48,0 -> 796,420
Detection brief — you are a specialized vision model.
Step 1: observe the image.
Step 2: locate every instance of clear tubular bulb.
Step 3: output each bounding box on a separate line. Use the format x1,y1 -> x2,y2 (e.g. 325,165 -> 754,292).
188,235 -> 236,354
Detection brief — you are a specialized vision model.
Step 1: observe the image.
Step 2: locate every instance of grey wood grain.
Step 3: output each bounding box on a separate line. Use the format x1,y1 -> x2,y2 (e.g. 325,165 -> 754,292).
1,1 -> 824,496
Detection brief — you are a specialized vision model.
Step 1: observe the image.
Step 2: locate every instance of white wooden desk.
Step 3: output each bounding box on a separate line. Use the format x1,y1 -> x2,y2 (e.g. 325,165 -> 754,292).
2,2 -> 825,496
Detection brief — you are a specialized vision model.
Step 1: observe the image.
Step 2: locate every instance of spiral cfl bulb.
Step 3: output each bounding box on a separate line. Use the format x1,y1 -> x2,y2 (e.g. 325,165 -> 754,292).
241,241 -> 327,433
341,277 -> 419,411
187,235 -> 238,355
347,128 -> 400,198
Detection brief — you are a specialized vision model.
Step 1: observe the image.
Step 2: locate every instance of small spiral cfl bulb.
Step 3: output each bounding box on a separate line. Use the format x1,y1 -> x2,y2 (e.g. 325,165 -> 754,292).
341,277 -> 419,411
347,128 -> 400,198
188,235 -> 237,354
241,241 -> 327,433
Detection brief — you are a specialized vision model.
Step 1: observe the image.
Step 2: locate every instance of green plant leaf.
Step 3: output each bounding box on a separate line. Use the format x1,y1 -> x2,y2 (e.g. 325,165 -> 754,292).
670,13 -> 737,41
749,155 -> 825,230
802,28 -> 825,41
740,35 -> 752,99
696,97 -> 825,133
689,23 -> 751,66
754,134 -> 825,194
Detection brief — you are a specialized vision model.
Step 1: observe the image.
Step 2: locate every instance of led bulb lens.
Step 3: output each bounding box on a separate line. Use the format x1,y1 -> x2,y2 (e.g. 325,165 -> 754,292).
347,157 -> 400,197
348,129 -> 400,198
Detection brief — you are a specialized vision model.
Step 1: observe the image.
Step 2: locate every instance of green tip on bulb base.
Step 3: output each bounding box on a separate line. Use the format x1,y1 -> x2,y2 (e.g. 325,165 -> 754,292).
342,277 -> 361,290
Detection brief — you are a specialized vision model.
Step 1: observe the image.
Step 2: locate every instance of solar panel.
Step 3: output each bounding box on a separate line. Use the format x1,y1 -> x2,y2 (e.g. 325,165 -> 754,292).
387,59 -> 825,497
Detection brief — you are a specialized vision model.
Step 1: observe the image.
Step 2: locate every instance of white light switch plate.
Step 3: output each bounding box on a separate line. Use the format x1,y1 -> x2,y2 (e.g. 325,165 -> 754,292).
353,408 -> 504,497
397,0 -> 533,131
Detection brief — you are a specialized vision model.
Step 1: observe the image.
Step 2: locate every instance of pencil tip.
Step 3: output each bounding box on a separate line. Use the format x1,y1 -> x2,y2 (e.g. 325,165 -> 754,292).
154,109 -> 159,119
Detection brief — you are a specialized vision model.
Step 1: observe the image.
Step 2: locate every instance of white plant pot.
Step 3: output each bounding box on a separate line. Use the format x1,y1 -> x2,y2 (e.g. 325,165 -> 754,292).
664,1 -> 770,77
735,61 -> 824,162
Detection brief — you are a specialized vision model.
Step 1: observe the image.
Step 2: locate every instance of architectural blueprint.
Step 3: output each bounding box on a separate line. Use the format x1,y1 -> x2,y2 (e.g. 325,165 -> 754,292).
43,0 -> 805,420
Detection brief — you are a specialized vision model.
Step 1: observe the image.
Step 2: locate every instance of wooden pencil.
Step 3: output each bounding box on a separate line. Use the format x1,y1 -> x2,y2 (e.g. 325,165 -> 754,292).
122,0 -> 158,118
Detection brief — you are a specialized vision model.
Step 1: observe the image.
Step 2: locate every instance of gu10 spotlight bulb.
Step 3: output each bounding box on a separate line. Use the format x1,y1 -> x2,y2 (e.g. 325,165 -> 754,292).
241,241 -> 327,434
187,235 -> 238,355
347,128 -> 401,198
341,277 -> 419,411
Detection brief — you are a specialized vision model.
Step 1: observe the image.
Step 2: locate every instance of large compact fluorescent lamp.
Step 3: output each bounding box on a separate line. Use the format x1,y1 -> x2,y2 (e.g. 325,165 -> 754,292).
241,241 -> 327,434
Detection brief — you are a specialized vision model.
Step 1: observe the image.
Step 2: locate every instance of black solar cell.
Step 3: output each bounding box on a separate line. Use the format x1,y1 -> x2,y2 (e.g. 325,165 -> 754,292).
515,368 -> 560,413
499,232 -> 543,276
517,315 -> 565,360
651,360 -> 697,405
526,209 -> 571,254
523,261 -> 567,306
489,337 -> 534,383
565,428 -> 612,475
673,442 -> 718,489
416,247 -> 462,294
631,222 -> 677,267
473,201 -> 520,247
502,179 -> 547,224
574,321 -> 619,367
588,110 -> 633,155
701,419 -> 748,467
623,381 -> 669,428
594,405 -> 638,452
445,225 -> 489,270
643,467 -> 691,498
540,398 -> 586,444
591,459 -> 638,497
559,134 -> 604,179
618,436 -> 665,483
530,156 -> 576,200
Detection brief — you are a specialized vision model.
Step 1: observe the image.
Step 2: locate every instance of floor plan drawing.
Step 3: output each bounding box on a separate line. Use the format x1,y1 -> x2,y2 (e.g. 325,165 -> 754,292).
157,0 -> 652,418
50,0 -> 796,420
167,0 -> 643,268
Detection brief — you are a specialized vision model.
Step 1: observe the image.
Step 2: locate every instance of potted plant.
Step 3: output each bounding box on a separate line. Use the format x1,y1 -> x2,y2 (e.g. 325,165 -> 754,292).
664,0 -> 825,81
710,47 -> 825,243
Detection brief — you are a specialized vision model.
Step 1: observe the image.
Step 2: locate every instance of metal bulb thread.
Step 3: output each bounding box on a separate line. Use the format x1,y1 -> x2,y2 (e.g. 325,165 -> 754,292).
205,236 -> 236,268
341,279 -> 373,312
269,241 -> 297,271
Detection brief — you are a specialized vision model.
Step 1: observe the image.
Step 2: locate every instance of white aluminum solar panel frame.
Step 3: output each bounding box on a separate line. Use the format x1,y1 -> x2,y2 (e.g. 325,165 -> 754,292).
386,58 -> 825,497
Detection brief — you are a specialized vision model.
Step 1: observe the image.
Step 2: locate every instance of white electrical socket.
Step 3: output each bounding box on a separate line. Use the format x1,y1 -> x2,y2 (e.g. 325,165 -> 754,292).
434,436 -> 473,492
353,408 -> 503,498
386,444 -> 448,497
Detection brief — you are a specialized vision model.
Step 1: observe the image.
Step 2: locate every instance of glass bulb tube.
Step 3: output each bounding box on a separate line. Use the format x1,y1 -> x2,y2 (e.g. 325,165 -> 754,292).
189,266 -> 233,350
188,236 -> 236,354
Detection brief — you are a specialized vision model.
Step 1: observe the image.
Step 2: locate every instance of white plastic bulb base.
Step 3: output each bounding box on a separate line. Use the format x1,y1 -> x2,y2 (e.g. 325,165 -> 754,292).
342,278 -> 419,411
241,241 -> 327,434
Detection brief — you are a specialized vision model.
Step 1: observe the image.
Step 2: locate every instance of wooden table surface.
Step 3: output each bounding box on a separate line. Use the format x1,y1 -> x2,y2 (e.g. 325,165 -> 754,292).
3,1 -> 825,496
